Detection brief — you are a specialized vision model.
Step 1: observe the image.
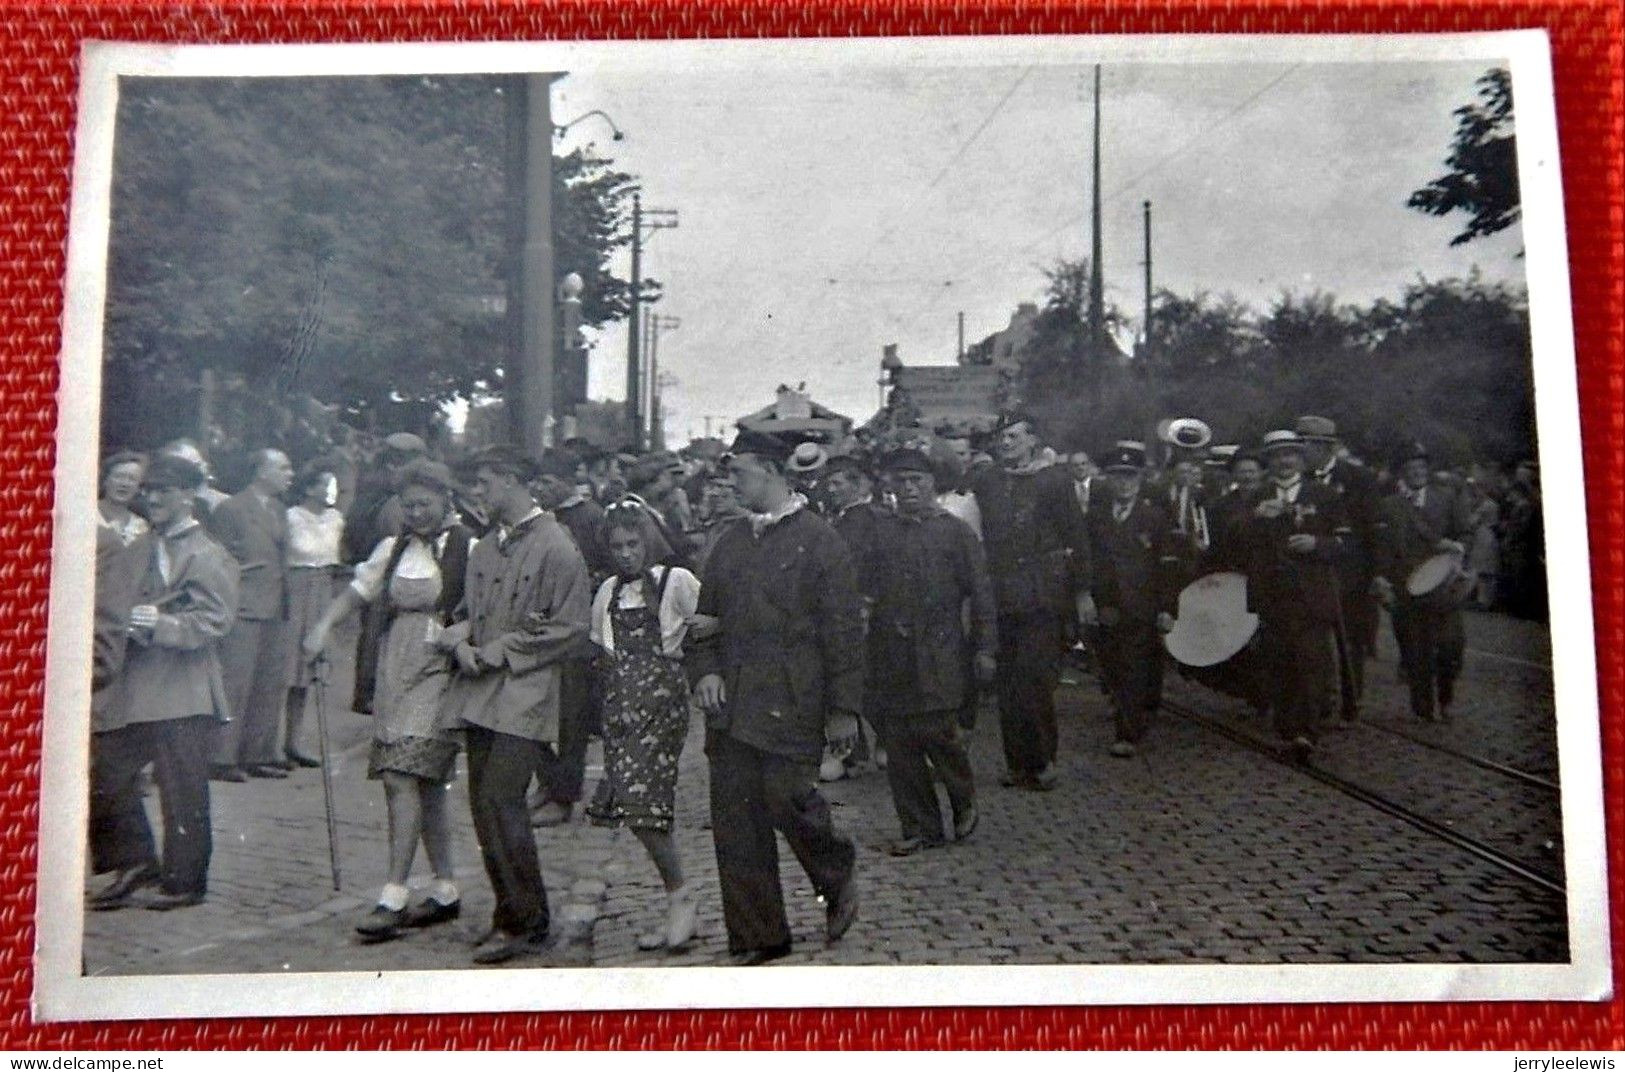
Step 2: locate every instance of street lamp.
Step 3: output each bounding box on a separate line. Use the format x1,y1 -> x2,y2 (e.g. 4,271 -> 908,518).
554,109 -> 625,142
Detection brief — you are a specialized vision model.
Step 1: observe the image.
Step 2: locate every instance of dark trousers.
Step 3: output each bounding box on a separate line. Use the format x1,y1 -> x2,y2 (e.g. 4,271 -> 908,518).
706,731 -> 856,954
214,618 -> 286,767
536,660 -> 591,805
879,708 -> 975,842
1262,614 -> 1335,743
1097,617 -> 1164,744
994,612 -> 1064,777
465,725 -> 550,938
89,717 -> 213,895
1390,598 -> 1466,719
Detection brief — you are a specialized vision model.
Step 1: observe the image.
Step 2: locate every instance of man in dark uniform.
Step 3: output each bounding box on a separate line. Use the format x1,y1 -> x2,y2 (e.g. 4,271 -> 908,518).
1297,415 -> 1384,720
970,412 -> 1090,791
868,447 -> 996,854
528,449 -> 610,827
688,430 -> 863,966
1239,430 -> 1346,762
1086,442 -> 1182,758
820,453 -> 888,779
1373,441 -> 1475,722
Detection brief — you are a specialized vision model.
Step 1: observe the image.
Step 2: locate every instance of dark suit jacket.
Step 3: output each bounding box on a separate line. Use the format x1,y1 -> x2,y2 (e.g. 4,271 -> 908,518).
1238,479 -> 1345,623
831,499 -> 889,605
971,463 -> 1090,619
688,508 -> 865,762
1374,483 -> 1473,591
1315,458 -> 1384,589
1088,496 -> 1183,624
208,488 -> 287,621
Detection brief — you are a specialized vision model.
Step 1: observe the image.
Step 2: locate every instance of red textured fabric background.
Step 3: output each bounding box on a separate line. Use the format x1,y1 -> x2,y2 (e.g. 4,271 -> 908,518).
1,0 -> 1620,1051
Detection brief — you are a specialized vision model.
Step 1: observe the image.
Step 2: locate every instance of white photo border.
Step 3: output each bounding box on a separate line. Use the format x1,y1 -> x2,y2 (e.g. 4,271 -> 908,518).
34,30 -> 1610,1022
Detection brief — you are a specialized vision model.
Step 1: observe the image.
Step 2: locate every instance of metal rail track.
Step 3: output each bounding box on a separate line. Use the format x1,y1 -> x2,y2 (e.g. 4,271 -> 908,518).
1351,719 -> 1559,793
1163,698 -> 1567,898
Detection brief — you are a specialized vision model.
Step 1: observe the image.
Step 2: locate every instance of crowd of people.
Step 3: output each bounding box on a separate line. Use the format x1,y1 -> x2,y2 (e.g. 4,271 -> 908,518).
83,409 -> 1547,967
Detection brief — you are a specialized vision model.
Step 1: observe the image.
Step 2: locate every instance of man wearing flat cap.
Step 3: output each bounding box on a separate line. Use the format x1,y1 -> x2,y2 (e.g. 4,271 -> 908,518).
969,411 -> 1091,791
1296,415 -> 1383,719
1239,430 -> 1346,761
1085,441 -> 1182,758
687,429 -> 863,965
817,452 -> 888,780
867,448 -> 995,853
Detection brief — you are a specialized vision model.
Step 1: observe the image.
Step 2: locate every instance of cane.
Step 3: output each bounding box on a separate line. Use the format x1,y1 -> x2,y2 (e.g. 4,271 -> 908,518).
311,654 -> 343,891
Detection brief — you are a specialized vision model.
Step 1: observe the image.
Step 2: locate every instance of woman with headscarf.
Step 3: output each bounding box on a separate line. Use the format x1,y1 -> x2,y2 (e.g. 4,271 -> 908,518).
302,459 -> 474,943
588,501 -> 702,952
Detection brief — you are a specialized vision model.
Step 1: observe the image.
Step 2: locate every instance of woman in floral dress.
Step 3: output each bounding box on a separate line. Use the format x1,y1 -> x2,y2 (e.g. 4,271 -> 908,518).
304,459 -> 474,943
589,503 -> 702,951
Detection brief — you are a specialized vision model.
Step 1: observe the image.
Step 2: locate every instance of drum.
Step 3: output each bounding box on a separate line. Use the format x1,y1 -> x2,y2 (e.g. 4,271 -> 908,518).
1164,571 -> 1260,668
1405,550 -> 1474,610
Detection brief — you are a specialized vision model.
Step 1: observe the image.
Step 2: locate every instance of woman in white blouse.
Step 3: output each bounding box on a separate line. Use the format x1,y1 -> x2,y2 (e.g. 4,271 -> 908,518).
281,461 -> 346,768
303,460 -> 474,943
97,451 -> 149,555
588,502 -> 702,952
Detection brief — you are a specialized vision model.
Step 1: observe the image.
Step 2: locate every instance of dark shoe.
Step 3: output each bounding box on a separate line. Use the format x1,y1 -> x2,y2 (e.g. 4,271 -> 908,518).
245,764 -> 289,779
401,899 -> 461,929
472,929 -> 549,965
529,800 -> 573,828
284,751 -> 321,769
825,868 -> 859,944
267,758 -> 295,772
1288,736 -> 1315,765
726,943 -> 792,967
144,890 -> 205,911
999,770 -> 1018,788
888,836 -> 929,857
356,905 -> 406,942
89,862 -> 159,909
953,805 -> 979,843
210,765 -> 246,783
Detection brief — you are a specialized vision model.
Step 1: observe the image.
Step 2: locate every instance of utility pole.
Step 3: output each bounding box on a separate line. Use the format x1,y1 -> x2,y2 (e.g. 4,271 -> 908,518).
957,311 -> 965,363
1087,63 -> 1106,369
504,72 -> 564,456
1142,200 -> 1154,390
624,196 -> 678,451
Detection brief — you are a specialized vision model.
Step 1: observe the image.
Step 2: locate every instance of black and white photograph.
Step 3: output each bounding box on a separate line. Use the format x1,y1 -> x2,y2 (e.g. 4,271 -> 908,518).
36,33 -> 1607,1019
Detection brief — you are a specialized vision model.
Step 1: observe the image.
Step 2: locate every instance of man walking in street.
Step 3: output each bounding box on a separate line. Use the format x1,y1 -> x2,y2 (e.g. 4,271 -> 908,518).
1240,430 -> 1346,762
89,453 -> 239,911
1373,441 -> 1474,723
688,430 -> 863,966
868,448 -> 995,855
1086,441 -> 1182,758
970,412 -> 1090,791
1297,415 -> 1384,720
447,445 -> 592,964
820,453 -> 888,780
208,447 -> 293,782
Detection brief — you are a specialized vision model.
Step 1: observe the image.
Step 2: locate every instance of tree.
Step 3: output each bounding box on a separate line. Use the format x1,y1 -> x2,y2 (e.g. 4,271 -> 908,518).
1406,67 -> 1520,247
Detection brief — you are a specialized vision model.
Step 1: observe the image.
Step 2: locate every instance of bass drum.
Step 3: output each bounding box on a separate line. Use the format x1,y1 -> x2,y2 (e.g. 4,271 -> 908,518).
1164,571 -> 1260,668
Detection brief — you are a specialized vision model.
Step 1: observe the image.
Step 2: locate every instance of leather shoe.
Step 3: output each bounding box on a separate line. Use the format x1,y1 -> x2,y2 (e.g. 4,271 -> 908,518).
402,899 -> 461,929
284,750 -> 321,769
89,862 -> 159,910
245,764 -> 289,779
953,805 -> 979,843
824,868 -> 859,943
529,800 -> 572,828
356,905 -> 406,942
210,765 -> 246,783
144,890 -> 205,911
472,929 -> 549,965
888,836 -> 942,857
726,943 -> 791,967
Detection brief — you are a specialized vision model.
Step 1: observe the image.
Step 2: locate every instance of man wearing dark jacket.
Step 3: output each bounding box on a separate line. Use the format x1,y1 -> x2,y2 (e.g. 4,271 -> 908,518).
970,412 -> 1090,790
689,430 -> 863,966
868,448 -> 996,854
1087,441 -> 1183,758
1239,430 -> 1347,762
1373,442 -> 1475,722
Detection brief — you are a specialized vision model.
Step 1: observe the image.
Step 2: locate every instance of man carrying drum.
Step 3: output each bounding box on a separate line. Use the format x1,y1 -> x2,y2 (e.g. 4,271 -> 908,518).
1372,441 -> 1475,723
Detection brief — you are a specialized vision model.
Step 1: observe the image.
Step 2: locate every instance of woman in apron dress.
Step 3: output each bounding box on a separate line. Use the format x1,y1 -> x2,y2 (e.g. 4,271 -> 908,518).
589,503 -> 702,952
303,460 -> 473,943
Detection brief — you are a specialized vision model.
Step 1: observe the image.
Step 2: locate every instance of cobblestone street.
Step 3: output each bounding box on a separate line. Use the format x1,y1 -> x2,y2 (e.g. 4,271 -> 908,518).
81,609 -> 1567,977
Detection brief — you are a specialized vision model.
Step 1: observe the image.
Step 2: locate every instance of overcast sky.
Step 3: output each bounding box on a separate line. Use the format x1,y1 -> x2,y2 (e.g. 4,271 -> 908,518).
550,58 -> 1525,445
